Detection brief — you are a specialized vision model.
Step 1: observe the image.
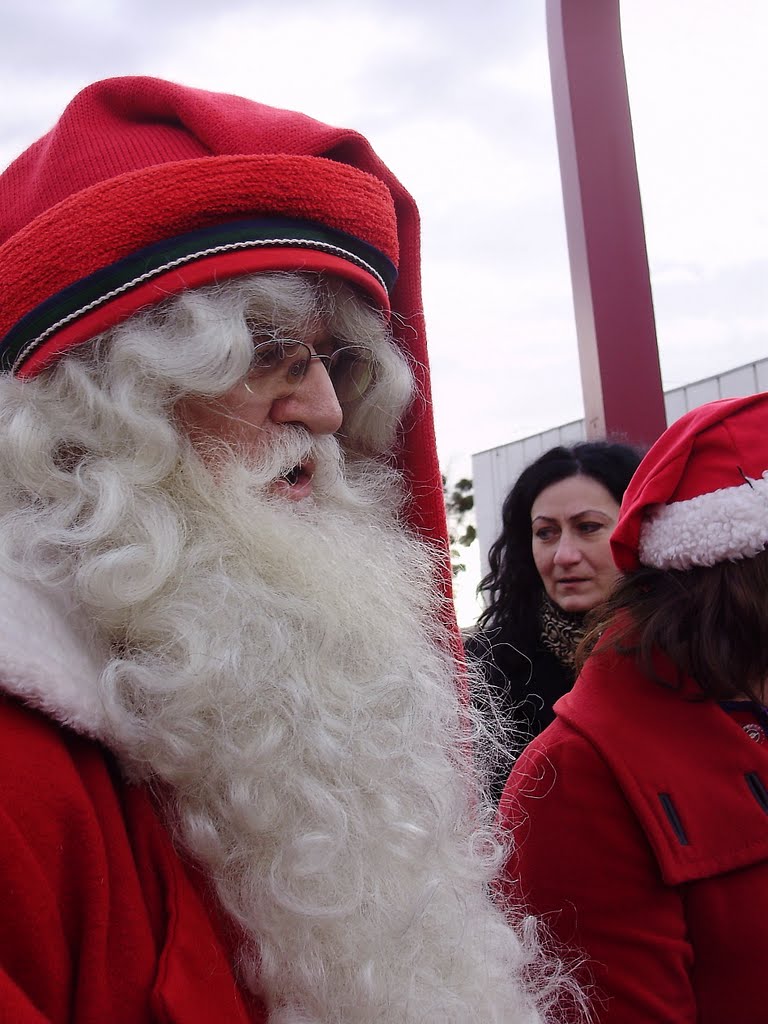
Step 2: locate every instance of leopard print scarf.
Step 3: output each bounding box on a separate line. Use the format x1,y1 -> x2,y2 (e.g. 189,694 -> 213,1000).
539,597 -> 585,671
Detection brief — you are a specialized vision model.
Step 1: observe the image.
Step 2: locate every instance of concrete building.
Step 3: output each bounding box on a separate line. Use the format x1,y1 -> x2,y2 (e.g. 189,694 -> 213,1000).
472,358 -> 768,577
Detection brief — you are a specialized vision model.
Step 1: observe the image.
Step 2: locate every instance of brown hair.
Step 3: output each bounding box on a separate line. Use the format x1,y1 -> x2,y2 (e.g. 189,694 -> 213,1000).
580,548 -> 768,701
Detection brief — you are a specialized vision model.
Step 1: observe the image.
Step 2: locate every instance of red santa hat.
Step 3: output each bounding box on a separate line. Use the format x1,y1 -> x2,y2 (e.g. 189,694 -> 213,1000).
0,77 -> 400,378
611,392 -> 768,572
0,77 -> 447,566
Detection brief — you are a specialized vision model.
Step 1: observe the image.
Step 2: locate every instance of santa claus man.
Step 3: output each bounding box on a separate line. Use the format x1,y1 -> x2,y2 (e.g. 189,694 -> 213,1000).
0,78 -> 578,1022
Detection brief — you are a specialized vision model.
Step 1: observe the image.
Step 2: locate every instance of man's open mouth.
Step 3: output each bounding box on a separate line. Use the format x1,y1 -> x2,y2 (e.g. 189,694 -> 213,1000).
271,460 -> 316,501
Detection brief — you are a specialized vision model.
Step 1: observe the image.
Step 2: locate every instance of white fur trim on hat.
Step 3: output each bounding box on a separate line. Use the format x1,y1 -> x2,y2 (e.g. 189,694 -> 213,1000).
639,472 -> 768,570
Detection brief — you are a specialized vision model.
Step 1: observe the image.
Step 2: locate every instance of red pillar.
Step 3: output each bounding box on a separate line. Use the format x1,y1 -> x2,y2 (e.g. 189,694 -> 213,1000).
547,0 -> 667,446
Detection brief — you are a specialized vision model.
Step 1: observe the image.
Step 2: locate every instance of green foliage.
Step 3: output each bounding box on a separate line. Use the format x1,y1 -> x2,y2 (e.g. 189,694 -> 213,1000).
442,475 -> 476,576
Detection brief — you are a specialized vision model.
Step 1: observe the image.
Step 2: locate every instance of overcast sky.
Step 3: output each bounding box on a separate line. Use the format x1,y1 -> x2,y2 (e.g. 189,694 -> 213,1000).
1,0 -> 766,622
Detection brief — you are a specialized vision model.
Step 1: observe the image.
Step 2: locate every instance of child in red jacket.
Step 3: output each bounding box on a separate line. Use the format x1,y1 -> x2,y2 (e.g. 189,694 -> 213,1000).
500,392 -> 768,1023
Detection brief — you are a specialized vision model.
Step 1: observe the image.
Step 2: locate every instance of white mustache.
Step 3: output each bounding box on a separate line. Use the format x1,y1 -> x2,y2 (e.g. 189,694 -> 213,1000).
236,426 -> 345,495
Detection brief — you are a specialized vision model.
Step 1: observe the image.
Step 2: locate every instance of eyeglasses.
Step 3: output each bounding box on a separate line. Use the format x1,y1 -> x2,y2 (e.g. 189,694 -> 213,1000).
247,339 -> 374,402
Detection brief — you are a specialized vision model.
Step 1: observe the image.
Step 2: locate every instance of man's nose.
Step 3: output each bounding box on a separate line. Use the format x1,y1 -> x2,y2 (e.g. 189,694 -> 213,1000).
269,360 -> 344,435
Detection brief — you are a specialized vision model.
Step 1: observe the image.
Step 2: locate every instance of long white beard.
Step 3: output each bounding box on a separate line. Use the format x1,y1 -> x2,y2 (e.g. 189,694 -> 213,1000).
94,431 -> 561,1023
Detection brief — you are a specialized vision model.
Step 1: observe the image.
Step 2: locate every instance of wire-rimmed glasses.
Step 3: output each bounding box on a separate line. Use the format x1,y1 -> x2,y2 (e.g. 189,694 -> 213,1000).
247,339 -> 374,402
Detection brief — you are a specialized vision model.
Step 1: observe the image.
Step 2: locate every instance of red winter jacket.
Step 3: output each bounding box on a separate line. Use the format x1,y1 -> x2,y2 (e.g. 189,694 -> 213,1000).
0,695 -> 265,1023
498,647 -> 768,1023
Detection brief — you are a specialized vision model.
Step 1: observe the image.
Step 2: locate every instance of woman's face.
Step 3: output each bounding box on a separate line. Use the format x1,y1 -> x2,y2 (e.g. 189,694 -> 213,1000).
530,474 -> 621,614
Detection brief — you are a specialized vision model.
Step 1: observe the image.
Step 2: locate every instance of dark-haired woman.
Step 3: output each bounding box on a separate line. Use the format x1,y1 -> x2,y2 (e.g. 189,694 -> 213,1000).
465,441 -> 642,802
498,393 -> 768,1023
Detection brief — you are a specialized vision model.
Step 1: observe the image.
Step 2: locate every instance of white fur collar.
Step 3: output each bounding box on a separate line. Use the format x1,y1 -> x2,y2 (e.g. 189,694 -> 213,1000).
0,568 -> 110,739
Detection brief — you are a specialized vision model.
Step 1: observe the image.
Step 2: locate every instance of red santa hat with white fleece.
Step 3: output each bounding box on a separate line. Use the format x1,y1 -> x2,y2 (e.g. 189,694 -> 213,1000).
612,391 -> 768,573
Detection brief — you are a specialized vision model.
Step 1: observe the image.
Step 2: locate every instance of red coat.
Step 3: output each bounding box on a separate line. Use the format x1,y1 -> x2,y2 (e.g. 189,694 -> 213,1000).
0,694 -> 266,1023
498,647 -> 768,1023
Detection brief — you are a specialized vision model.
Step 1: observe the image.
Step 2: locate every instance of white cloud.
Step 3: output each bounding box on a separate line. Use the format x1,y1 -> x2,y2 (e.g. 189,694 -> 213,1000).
622,0 -> 768,269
